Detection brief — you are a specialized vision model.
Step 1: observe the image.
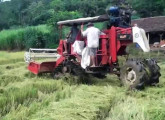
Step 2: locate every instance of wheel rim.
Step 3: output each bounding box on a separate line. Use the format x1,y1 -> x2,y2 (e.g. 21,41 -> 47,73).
125,67 -> 137,85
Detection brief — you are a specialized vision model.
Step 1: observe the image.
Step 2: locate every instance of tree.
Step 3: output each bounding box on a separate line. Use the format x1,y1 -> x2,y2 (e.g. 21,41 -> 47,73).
130,0 -> 165,17
0,0 -> 165,30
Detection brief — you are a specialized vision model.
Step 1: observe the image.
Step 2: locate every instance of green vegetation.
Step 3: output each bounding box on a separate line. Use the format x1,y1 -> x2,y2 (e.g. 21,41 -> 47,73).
0,25 -> 55,50
0,51 -> 164,120
130,0 -> 165,18
0,0 -> 165,31
0,0 -> 165,50
0,51 -> 24,64
0,0 -> 165,119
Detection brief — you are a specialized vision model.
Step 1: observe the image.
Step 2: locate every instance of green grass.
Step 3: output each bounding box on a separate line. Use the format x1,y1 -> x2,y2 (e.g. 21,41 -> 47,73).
0,25 -> 51,50
0,51 -> 165,120
0,51 -> 24,65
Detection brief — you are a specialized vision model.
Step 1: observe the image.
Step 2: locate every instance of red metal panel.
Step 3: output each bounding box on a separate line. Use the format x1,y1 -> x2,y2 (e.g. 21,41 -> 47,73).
28,56 -> 65,75
57,40 -> 64,55
28,62 -> 56,75
101,38 -> 108,55
39,62 -> 56,73
28,62 -> 40,75
116,27 -> 133,55
55,56 -> 65,67
101,38 -> 109,65
109,26 -> 117,63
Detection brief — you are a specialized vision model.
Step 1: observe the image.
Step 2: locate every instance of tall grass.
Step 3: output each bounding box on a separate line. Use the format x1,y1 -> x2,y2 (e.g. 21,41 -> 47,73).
2,86 -> 75,120
0,86 -> 38,116
0,22 -> 108,51
0,78 -> 68,116
0,25 -> 52,50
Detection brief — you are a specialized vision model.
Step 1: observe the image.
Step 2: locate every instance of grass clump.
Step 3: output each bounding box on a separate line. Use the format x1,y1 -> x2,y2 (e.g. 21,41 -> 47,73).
106,96 -> 149,120
147,100 -> 165,120
0,77 -> 69,117
0,75 -> 22,87
1,86 -> 75,120
0,86 -> 38,115
0,51 -> 24,65
28,85 -> 117,120
32,80 -> 65,94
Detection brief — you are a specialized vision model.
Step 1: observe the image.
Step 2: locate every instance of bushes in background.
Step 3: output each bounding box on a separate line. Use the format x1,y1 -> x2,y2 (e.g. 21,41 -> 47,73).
0,25 -> 57,50
0,11 -> 83,51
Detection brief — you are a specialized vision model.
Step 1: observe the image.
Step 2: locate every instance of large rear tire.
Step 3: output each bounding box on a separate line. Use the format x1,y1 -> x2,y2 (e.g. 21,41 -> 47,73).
120,59 -> 148,89
144,59 -> 161,85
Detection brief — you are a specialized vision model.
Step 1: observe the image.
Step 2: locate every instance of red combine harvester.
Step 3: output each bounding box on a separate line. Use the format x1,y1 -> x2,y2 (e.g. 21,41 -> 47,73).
25,7 -> 161,89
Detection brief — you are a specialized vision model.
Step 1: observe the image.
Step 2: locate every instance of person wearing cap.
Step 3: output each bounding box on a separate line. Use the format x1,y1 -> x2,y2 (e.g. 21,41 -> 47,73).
81,22 -> 101,67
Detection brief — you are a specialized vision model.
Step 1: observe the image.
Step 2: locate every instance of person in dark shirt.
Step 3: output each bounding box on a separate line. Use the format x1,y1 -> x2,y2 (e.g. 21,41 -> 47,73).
64,24 -> 79,54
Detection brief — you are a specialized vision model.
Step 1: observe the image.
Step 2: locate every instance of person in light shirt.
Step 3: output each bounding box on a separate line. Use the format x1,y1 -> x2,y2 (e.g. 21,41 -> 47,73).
81,22 -> 101,67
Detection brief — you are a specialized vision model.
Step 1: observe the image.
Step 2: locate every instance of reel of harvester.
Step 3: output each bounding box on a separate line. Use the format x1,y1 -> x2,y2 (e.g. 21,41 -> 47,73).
24,48 -> 60,63
24,48 -> 61,75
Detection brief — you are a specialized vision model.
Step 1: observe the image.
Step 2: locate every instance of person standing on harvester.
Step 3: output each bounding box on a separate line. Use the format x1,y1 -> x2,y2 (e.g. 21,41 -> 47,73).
63,24 -> 79,54
81,22 -> 101,67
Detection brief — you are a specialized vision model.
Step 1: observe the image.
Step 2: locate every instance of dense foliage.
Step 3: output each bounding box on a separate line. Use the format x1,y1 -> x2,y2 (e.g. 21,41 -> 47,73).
0,0 -> 165,50
131,0 -> 165,18
0,0 -> 112,30
0,25 -> 55,50
0,0 -> 164,30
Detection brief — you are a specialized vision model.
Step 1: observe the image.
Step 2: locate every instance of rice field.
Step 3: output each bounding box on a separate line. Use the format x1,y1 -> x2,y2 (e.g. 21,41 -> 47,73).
0,51 -> 165,120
